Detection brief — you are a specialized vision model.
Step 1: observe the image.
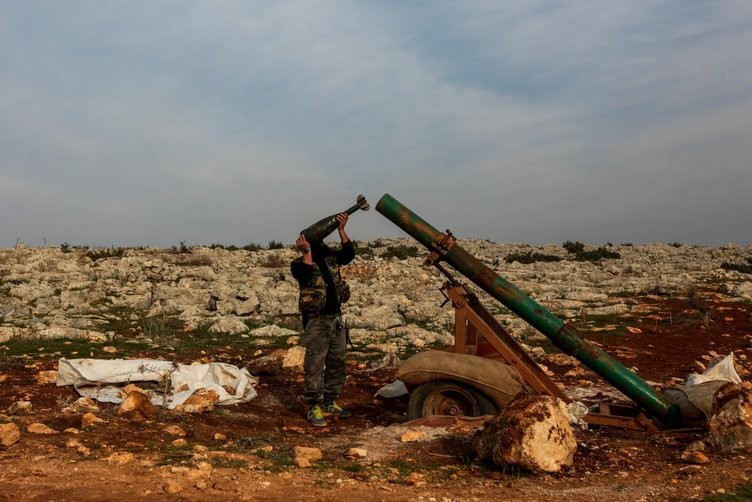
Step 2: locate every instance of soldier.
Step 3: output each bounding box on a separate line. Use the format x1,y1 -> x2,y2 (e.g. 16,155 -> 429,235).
291,213 -> 354,426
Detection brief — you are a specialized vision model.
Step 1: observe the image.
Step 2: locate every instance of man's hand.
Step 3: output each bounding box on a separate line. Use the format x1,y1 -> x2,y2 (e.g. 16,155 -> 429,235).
336,213 -> 350,244
296,234 -> 311,254
336,213 -> 349,229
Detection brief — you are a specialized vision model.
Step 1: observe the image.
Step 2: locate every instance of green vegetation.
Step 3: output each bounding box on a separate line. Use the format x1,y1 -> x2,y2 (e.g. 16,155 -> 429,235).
572,246 -> 621,262
381,244 -> 420,260
354,241 -> 375,257
562,240 -> 585,254
157,443 -> 194,466
267,240 -> 286,250
562,241 -> 620,262
504,251 -> 562,264
505,241 -> 620,264
721,257 -> 752,274
210,457 -> 249,469
85,247 -> 126,261
703,483 -> 752,502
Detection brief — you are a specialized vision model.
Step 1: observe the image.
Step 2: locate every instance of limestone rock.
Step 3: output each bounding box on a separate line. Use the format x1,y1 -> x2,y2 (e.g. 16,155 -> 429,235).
35,370 -> 58,384
346,447 -> 368,459
472,394 -> 577,473
117,384 -> 157,421
680,451 -> 710,464
208,317 -> 249,335
7,401 -> 32,415
163,480 -> 183,494
105,452 -> 136,464
176,389 -> 219,413
81,412 -> 104,428
282,346 -> 306,368
400,430 -> 425,443
707,383 -> 752,453
245,355 -> 283,376
0,422 -> 21,447
164,425 -> 186,437
63,397 -> 100,413
293,446 -> 322,468
27,423 -> 57,434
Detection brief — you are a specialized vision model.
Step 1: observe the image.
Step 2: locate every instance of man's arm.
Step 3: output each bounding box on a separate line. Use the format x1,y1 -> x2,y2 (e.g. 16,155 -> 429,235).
291,234 -> 314,283
334,213 -> 355,266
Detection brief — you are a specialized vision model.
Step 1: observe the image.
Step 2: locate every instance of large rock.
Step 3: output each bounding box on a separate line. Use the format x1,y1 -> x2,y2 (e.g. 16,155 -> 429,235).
472,394 -> 577,473
0,422 -> 21,446
208,317 -> 249,335
293,446 -> 322,468
175,389 -> 219,413
117,384 -> 158,421
282,346 -> 306,368
707,382 -> 752,452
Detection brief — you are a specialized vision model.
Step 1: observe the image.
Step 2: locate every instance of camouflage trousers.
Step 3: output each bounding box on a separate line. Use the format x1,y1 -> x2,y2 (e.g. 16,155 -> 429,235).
303,315 -> 347,405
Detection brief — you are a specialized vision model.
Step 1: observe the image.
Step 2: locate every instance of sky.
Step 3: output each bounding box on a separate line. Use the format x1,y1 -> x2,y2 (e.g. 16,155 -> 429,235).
2,1 -> 751,249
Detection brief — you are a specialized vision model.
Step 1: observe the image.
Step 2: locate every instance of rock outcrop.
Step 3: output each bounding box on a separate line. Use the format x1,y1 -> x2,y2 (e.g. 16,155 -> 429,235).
1,240 -> 750,357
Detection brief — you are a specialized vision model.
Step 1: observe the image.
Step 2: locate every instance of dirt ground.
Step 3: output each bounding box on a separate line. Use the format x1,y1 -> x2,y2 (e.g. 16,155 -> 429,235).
2,290 -> 752,501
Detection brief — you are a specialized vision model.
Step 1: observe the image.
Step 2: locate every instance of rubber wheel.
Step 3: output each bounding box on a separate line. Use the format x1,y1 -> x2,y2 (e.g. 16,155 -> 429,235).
407,380 -> 498,420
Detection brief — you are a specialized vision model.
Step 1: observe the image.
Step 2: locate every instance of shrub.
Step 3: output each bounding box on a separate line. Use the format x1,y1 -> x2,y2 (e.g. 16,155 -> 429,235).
562,241 -> 620,262
562,241 -> 585,254
172,241 -> 191,254
721,257 -> 752,274
504,251 -> 562,264
267,240 -> 285,250
354,242 -> 374,257
243,243 -> 263,252
381,244 -> 420,260
572,246 -> 621,262
85,247 -> 126,261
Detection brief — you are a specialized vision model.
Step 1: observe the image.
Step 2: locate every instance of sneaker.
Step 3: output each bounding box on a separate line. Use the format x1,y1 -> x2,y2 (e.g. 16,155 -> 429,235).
307,404 -> 327,427
324,402 -> 352,418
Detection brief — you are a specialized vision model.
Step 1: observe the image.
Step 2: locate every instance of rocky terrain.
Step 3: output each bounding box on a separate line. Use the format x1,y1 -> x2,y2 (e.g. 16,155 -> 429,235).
1,239 -> 752,501
1,239 -> 750,352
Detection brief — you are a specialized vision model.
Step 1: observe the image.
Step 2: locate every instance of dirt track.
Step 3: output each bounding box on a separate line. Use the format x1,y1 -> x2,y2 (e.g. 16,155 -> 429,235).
2,291 -> 752,501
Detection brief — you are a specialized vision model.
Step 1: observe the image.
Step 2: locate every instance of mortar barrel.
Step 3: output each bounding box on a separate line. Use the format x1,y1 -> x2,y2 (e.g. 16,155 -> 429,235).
375,193 -> 678,423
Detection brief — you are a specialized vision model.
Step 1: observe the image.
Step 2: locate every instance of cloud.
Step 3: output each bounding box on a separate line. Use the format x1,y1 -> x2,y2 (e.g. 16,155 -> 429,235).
1,1 -> 751,247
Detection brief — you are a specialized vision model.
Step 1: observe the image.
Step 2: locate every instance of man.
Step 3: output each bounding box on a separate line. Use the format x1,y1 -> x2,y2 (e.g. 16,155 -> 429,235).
291,213 -> 355,427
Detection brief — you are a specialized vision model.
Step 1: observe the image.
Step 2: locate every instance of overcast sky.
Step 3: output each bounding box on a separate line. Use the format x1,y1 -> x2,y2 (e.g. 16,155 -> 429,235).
2,1 -> 751,249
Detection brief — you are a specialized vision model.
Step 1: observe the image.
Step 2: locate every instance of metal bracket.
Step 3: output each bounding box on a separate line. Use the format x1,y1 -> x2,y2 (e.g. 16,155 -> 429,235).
424,229 -> 456,267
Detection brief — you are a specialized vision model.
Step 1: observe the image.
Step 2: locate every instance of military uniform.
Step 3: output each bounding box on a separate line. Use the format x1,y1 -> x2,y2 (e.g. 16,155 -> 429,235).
291,241 -> 354,409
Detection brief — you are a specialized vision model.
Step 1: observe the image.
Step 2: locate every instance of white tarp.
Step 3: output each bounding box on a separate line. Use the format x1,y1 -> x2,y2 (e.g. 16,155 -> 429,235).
57,358 -> 258,409
685,354 -> 742,385
663,354 -> 742,424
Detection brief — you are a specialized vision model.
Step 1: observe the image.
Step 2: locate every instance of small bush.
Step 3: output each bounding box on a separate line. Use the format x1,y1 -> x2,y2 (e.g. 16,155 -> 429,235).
85,247 -> 126,261
243,243 -> 263,252
572,246 -> 621,262
505,251 -> 562,264
721,257 -> 752,274
172,241 -> 191,254
562,241 -> 585,254
267,240 -> 285,250
382,244 -> 420,260
562,241 -> 620,262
